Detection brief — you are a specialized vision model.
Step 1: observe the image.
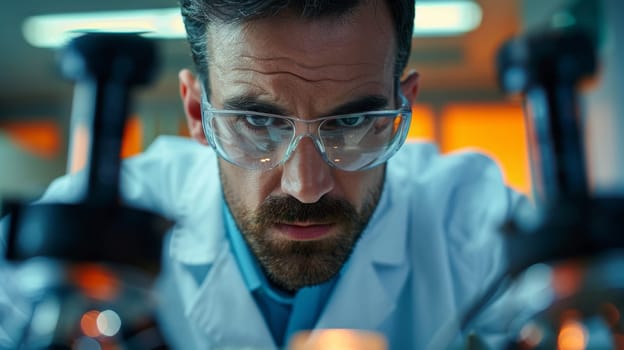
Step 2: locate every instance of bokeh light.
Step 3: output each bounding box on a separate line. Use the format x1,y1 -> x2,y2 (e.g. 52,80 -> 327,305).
96,309 -> 122,337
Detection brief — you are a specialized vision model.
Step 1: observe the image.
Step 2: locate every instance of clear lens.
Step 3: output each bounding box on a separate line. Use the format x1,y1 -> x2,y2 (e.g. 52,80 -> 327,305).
202,99 -> 411,172
321,114 -> 405,170
209,113 -> 294,170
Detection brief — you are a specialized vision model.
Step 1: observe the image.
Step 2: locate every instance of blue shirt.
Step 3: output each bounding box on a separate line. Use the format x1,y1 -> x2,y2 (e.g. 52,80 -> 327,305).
223,203 -> 338,347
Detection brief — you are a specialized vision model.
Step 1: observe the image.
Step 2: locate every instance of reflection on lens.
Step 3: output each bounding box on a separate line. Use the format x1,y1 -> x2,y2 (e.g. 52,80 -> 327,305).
208,108 -> 409,171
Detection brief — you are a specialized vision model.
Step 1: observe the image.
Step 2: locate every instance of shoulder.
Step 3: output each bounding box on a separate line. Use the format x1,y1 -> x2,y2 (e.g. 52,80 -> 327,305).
386,141 -> 522,256
121,136 -> 219,215
385,144 -> 527,325
38,136 -> 219,217
388,142 -> 506,188
124,135 -> 215,174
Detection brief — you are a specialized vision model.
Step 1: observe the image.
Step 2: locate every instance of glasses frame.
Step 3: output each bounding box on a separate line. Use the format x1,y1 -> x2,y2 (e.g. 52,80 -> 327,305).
200,87 -> 412,172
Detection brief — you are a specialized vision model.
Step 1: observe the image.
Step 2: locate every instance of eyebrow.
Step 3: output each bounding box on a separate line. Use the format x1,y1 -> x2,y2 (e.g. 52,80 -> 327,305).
221,95 -> 390,117
326,95 -> 390,116
222,96 -> 288,115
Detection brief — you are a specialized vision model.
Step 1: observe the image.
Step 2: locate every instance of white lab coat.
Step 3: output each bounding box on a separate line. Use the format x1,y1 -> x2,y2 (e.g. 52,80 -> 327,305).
2,136 -> 523,349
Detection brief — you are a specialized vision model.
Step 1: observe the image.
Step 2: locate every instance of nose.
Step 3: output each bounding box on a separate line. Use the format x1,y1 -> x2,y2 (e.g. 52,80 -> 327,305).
281,136 -> 335,203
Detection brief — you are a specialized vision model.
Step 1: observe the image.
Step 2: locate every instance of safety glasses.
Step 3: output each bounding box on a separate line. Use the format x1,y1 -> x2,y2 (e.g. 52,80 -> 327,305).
200,89 -> 412,172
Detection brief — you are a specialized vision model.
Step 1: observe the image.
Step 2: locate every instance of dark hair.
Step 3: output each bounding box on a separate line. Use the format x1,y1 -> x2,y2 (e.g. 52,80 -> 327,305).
180,0 -> 414,89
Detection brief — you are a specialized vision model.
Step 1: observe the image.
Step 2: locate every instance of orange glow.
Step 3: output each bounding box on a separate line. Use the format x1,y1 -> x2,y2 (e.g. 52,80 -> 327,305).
552,263 -> 585,299
120,115 -> 143,158
557,319 -> 587,350
71,264 -> 120,301
289,329 -> 387,350
407,104 -> 435,142
70,116 -> 144,173
80,310 -> 101,337
440,103 -> 531,194
0,120 -> 62,159
69,123 -> 90,173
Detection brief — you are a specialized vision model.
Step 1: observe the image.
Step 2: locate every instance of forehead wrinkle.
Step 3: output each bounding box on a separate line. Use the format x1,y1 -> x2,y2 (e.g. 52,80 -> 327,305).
240,54 -> 376,70
231,54 -> 379,83
231,66 -> 371,84
206,2 -> 397,117
220,70 -> 390,117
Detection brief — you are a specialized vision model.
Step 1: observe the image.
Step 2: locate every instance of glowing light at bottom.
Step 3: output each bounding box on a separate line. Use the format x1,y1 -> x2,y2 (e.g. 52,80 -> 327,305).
558,320 -> 588,350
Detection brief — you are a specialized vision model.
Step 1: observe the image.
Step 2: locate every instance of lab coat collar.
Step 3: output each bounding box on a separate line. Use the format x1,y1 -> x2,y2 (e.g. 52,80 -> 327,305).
186,244 -> 276,348
168,169 -> 223,265
170,170 -> 277,347
315,172 -> 411,332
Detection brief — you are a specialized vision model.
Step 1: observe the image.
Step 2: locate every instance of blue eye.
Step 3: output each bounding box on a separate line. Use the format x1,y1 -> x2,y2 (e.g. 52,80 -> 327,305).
336,116 -> 366,127
245,115 -> 274,127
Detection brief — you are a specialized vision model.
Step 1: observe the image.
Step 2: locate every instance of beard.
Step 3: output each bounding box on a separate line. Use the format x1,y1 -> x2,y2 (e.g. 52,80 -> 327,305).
220,170 -> 384,292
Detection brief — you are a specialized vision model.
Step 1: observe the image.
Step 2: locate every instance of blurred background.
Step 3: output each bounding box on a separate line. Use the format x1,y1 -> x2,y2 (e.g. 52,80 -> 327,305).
0,0 -> 619,205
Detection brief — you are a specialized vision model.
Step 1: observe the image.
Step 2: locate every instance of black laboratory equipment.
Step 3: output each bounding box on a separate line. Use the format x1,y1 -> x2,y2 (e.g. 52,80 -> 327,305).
492,27 -> 624,349
425,21 -> 624,349
3,33 -> 173,349
425,26 -> 611,350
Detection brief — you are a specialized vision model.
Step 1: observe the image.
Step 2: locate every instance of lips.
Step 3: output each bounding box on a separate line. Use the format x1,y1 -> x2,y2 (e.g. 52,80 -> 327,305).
274,223 -> 334,241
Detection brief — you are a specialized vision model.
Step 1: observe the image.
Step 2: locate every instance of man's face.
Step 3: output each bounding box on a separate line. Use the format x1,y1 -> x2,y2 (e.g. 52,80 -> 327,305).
206,1 -> 397,291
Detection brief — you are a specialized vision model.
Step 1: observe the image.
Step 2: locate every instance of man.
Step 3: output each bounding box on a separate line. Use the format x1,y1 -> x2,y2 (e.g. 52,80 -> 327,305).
1,0 -> 523,349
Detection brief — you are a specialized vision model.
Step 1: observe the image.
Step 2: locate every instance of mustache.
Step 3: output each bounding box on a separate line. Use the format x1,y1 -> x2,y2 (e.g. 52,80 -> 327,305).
256,195 -> 359,224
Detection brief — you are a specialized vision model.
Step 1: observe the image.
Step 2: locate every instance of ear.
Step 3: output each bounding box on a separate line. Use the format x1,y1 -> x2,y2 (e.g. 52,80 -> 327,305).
399,70 -> 420,106
179,69 -> 207,145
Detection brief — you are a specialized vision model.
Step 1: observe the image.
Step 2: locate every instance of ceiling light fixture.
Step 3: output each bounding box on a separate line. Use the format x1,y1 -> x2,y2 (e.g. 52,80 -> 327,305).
22,1 -> 483,48
413,1 -> 483,37
22,8 -> 185,48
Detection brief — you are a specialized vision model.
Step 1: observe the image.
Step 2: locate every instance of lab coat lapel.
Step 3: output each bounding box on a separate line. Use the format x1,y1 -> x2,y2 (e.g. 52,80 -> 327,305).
172,170 -> 275,348
315,183 -> 410,331
186,244 -> 276,348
